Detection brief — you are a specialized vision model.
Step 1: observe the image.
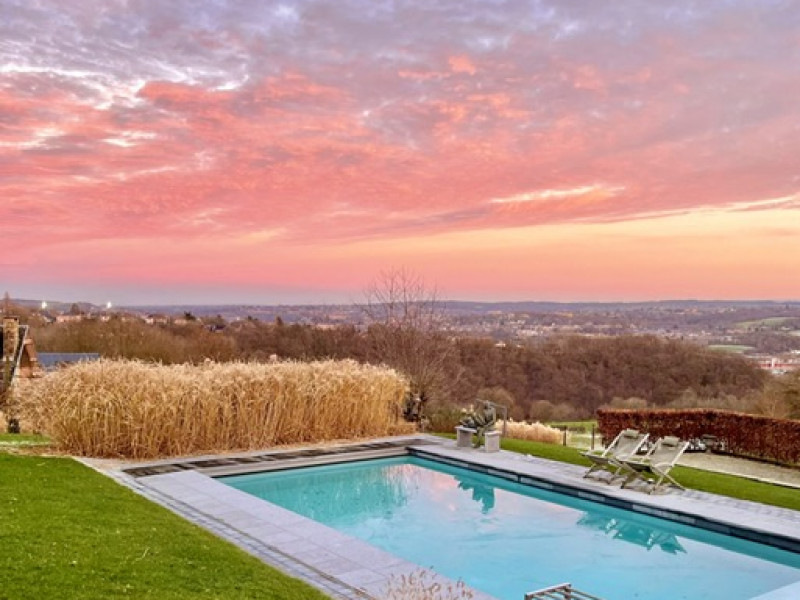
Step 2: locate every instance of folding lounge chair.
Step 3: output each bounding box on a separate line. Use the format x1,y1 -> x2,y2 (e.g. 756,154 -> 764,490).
581,429 -> 648,482
620,436 -> 689,494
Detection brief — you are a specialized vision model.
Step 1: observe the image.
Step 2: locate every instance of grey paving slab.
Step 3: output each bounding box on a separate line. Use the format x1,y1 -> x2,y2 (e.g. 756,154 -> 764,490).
313,555 -> 369,576
255,530 -> 303,546
335,567 -> 390,588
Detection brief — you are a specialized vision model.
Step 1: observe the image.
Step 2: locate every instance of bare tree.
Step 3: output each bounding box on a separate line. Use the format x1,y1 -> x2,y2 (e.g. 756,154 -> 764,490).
361,268 -> 461,415
362,268 -> 445,330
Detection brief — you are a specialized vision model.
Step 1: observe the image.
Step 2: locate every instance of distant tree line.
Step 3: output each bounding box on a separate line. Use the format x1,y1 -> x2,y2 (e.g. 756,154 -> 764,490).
448,335 -> 769,419
29,316 -> 778,419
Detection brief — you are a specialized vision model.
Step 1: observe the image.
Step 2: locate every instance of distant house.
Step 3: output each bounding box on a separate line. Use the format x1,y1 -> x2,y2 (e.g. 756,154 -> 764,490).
144,313 -> 169,325
55,314 -> 84,324
37,352 -> 101,371
752,355 -> 800,374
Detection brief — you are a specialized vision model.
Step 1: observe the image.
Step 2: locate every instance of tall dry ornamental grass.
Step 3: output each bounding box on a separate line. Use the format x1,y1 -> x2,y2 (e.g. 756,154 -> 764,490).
20,359 -> 411,458
497,419 -> 562,444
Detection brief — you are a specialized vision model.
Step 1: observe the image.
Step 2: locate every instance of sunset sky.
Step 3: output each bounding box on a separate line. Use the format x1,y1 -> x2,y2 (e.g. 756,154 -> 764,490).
2,0 -> 799,305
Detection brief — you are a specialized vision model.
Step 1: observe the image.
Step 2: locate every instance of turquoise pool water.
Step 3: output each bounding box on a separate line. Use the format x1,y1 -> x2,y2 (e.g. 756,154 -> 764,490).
220,456 -> 800,600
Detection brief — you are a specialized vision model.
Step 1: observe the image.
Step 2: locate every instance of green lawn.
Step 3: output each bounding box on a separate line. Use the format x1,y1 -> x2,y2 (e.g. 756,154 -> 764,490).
495,438 -> 800,512
0,432 -> 51,447
500,437 -> 594,467
0,453 -> 330,600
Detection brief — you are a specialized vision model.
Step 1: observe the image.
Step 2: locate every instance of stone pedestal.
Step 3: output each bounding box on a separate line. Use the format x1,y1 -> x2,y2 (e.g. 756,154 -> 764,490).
484,430 -> 501,453
456,426 -> 476,448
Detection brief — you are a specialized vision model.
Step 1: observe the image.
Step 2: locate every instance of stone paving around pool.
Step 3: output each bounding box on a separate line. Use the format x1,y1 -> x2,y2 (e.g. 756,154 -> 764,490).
87,435 -> 800,600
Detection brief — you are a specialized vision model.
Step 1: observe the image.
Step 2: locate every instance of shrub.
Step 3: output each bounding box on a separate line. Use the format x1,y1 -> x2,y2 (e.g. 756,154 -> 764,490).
598,408 -> 800,465
527,399 -> 555,422
18,359 -> 412,458
425,404 -> 465,432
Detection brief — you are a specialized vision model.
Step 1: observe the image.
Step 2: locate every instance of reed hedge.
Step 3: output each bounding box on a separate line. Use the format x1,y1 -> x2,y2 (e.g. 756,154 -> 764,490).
597,408 -> 800,465
19,359 -> 411,458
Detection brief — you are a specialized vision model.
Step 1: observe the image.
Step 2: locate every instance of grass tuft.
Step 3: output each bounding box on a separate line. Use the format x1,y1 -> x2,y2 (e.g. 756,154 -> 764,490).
385,568 -> 474,599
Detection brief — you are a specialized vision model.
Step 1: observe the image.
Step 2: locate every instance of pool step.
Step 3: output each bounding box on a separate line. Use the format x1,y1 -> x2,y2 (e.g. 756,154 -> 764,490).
524,582 -> 604,600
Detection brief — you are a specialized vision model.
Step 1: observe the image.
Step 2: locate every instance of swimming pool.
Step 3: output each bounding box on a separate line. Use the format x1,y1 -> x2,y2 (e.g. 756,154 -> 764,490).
220,455 -> 800,600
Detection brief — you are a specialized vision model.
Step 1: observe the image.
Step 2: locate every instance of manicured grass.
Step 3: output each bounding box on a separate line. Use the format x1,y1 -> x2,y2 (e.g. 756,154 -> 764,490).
670,465 -> 800,511
0,453 -> 331,600
438,434 -> 800,512
500,437 -> 593,467
0,432 -> 50,446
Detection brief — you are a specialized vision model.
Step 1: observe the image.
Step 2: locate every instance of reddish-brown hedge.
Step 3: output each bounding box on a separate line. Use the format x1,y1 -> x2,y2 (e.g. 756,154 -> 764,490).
597,409 -> 800,466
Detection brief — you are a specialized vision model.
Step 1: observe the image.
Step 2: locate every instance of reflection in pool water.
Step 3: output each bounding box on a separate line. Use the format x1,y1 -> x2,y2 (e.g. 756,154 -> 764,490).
577,513 -> 686,554
455,473 -> 496,513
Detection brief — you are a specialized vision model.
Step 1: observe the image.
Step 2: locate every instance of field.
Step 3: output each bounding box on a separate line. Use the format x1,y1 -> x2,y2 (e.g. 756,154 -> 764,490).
707,344 -> 755,354
735,317 -> 794,330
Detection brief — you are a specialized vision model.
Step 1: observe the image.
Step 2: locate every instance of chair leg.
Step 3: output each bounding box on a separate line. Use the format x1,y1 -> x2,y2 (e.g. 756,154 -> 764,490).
648,470 -> 683,494
620,471 -> 640,489
664,472 -> 684,490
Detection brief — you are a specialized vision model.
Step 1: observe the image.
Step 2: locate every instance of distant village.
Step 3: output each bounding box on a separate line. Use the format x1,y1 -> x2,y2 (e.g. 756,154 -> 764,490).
7,297 -> 800,376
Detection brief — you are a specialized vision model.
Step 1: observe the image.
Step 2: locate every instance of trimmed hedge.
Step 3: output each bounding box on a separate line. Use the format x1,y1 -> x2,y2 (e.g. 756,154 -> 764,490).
597,409 -> 800,466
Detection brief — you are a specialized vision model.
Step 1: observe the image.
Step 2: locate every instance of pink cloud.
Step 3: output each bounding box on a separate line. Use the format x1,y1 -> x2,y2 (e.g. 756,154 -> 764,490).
448,55 -> 477,76
2,0 -> 800,302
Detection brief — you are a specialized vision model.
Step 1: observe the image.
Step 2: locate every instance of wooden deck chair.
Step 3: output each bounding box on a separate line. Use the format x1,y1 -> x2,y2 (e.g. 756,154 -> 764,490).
620,436 -> 689,494
581,429 -> 648,482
